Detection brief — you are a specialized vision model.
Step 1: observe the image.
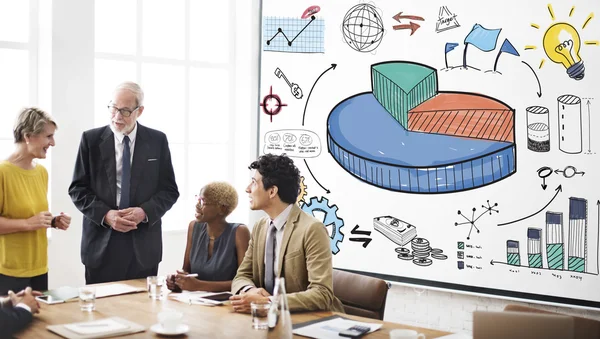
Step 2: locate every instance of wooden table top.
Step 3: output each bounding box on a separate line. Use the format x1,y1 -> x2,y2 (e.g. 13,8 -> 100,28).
16,279 -> 451,338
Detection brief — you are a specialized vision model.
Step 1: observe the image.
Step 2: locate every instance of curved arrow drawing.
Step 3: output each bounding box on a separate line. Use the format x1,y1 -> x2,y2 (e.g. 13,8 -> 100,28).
497,185 -> 562,226
302,64 -> 337,126
303,159 -> 330,194
522,61 -> 542,97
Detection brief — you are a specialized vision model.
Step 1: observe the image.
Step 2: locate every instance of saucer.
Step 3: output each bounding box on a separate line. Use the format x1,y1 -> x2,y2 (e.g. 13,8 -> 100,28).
150,323 -> 189,336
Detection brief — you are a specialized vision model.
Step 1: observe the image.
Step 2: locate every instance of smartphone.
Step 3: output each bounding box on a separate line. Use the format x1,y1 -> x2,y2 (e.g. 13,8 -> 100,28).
339,325 -> 370,338
35,295 -> 65,305
200,292 -> 233,302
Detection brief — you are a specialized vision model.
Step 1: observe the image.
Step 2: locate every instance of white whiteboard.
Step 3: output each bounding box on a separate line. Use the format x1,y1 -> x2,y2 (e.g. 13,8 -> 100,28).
258,0 -> 600,309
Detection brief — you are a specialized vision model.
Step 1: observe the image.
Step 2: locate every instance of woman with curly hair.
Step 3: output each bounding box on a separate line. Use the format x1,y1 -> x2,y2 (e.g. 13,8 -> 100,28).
166,182 -> 250,292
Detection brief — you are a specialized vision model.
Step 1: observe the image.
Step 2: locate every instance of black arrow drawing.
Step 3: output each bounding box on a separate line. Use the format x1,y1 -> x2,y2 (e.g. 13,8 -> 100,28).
541,177 -> 547,190
303,159 -> 330,194
302,63 -> 337,126
497,185 -> 562,226
522,61 -> 542,98
351,224 -> 371,236
349,238 -> 372,248
588,100 -> 592,152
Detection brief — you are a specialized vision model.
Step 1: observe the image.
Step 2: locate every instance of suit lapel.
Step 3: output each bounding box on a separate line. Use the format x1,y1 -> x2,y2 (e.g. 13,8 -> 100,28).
276,204 -> 301,276
130,124 -> 150,202
99,127 -> 117,207
257,219 -> 268,287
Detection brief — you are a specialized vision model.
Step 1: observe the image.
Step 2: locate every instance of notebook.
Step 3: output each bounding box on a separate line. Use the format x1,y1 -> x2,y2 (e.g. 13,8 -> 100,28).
472,311 -> 574,339
47,317 -> 145,339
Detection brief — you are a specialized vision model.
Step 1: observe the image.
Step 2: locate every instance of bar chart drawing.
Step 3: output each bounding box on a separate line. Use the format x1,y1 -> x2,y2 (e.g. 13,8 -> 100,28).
490,197 -> 598,275
568,197 -> 588,272
546,212 -> 565,270
528,228 -> 543,268
507,240 -> 520,266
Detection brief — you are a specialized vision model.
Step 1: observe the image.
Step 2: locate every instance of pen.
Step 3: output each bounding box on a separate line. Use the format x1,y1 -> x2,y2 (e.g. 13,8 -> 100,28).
185,273 -> 198,278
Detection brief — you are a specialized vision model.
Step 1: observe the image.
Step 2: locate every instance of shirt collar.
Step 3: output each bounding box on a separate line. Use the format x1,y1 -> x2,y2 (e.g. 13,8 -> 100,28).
270,204 -> 293,231
110,122 -> 138,144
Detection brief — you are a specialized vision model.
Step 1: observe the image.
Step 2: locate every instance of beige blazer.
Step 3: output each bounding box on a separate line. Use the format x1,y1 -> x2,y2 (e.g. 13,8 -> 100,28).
232,204 -> 344,313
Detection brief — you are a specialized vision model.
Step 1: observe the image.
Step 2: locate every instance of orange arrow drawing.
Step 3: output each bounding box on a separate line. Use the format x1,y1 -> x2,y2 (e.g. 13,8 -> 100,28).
393,22 -> 421,35
392,12 -> 424,22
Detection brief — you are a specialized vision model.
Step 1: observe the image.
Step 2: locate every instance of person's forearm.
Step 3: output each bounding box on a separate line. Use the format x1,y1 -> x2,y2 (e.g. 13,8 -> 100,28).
0,216 -> 31,235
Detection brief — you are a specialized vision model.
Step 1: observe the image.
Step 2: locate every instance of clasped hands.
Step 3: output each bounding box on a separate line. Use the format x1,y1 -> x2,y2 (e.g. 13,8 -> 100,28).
229,287 -> 271,313
27,211 -> 71,231
1,287 -> 42,314
165,270 -> 202,292
105,207 -> 146,232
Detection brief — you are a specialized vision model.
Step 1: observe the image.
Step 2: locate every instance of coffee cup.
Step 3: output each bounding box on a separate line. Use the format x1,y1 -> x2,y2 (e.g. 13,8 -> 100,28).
157,310 -> 183,332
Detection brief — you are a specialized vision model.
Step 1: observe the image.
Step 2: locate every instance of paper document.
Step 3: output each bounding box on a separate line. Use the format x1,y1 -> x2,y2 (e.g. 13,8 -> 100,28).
64,318 -> 129,335
95,283 -> 145,298
436,334 -> 473,339
169,291 -> 224,306
293,316 -> 382,339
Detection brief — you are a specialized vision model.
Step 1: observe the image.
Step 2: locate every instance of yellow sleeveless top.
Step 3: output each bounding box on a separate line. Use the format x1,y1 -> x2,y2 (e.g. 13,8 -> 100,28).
0,160 -> 49,277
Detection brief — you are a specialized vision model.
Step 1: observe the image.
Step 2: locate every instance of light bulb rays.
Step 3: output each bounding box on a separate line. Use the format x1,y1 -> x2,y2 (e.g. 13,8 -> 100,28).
525,4 -> 597,79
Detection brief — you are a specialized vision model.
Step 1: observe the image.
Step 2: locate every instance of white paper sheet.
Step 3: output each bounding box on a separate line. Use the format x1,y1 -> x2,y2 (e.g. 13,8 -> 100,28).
63,318 -> 129,335
293,317 -> 382,339
168,291 -> 224,306
435,333 -> 473,339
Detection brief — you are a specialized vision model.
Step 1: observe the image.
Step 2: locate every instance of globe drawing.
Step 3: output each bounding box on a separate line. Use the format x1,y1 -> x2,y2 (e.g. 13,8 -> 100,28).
341,3 -> 385,53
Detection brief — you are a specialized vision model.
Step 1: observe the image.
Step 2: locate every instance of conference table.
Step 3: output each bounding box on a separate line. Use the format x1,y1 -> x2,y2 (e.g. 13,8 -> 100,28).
16,279 -> 451,338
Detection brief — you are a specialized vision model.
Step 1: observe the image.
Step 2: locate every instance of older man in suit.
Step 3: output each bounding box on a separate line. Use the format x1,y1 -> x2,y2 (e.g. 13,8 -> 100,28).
230,154 -> 343,313
69,81 -> 179,284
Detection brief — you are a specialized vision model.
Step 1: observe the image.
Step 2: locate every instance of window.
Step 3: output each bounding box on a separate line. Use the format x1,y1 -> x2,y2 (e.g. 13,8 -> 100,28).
94,0 -> 235,230
0,0 -> 50,167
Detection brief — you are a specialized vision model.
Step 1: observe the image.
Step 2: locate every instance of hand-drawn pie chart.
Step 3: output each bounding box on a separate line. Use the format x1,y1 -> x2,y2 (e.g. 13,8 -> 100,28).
327,61 -> 516,193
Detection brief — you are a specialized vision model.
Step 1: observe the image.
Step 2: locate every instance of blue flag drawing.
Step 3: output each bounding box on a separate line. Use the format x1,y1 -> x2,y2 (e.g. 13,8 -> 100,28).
445,42 -> 459,54
499,38 -> 520,56
464,24 -> 501,52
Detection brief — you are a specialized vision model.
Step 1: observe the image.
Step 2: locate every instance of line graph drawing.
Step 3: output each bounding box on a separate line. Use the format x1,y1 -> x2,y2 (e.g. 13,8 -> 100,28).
263,16 -> 325,53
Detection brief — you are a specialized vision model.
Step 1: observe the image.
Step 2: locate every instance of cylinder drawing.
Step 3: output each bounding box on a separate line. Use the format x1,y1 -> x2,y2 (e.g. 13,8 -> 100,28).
546,212 -> 565,270
557,95 -> 582,154
506,240 -> 520,266
527,228 -> 543,268
527,106 -> 550,152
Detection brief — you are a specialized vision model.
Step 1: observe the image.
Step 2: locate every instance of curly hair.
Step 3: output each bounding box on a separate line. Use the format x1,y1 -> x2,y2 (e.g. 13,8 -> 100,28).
200,181 -> 239,216
13,107 -> 57,143
248,153 -> 300,204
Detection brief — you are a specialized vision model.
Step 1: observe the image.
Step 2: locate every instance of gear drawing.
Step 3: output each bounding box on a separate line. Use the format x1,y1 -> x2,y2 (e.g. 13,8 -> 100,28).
296,176 -> 308,205
300,196 -> 344,254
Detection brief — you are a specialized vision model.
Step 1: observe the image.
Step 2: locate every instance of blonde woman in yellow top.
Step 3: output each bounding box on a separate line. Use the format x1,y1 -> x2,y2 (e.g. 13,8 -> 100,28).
0,108 -> 71,295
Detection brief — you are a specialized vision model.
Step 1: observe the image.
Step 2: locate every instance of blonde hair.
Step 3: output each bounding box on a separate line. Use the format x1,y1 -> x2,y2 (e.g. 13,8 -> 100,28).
201,182 -> 239,216
113,81 -> 144,106
13,107 -> 57,143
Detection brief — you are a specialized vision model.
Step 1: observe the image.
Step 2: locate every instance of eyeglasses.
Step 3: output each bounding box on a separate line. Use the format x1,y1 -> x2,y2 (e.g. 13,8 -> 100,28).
108,105 -> 139,117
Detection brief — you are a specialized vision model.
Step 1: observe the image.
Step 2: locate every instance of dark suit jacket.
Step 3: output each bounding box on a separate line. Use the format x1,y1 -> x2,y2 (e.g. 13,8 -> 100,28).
0,307 -> 32,338
68,123 -> 179,270
232,204 -> 344,313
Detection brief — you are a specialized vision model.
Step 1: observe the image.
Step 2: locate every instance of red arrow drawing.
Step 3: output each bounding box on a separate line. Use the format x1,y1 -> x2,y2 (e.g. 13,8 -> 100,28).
392,12 -> 424,22
392,22 -> 421,35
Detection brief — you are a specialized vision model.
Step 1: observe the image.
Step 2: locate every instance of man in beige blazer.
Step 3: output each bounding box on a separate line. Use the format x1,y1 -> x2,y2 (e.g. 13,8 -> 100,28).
230,154 -> 344,313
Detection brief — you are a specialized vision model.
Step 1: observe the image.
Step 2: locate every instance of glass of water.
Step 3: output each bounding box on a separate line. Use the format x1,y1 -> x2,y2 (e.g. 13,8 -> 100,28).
147,276 -> 165,300
250,300 -> 271,329
79,286 -> 96,312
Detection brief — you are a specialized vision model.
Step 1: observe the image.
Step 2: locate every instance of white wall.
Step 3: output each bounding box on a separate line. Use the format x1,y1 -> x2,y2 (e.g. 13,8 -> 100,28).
45,0 -> 600,336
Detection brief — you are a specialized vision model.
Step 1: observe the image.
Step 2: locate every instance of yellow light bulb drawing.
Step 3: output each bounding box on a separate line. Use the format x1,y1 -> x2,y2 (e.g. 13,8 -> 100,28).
543,22 -> 585,80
